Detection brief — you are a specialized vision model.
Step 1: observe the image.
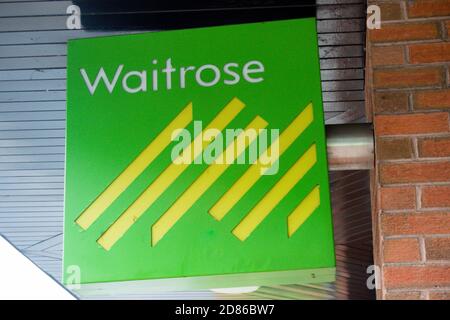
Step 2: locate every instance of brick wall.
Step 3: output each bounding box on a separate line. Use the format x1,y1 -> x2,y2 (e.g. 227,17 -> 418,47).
367,0 -> 450,300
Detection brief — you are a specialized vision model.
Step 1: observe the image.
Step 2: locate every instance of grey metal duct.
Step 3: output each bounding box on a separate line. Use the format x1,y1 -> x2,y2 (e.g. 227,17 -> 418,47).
327,124 -> 374,171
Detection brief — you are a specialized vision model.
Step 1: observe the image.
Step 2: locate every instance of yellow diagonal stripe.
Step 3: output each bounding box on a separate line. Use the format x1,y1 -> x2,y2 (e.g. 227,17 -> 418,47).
75,103 -> 193,230
232,144 -> 317,241
287,186 -> 320,237
209,102 -> 313,221
97,97 -> 245,250
151,116 -> 268,246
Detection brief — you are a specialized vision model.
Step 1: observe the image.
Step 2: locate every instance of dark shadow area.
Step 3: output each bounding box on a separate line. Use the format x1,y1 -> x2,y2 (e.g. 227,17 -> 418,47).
329,170 -> 375,300
73,0 -> 317,30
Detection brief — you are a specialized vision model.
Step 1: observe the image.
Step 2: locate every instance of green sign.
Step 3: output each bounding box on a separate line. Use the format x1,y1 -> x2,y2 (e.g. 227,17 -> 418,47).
64,18 -> 335,288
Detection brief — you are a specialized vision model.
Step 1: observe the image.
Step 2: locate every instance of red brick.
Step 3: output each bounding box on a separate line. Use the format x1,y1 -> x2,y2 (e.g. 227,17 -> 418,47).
429,291 -> 450,300
378,2 -> 403,21
422,185 -> 450,208
409,43 -> 450,64
380,161 -> 450,184
418,136 -> 450,157
384,238 -> 421,263
380,186 -> 416,210
385,291 -> 422,300
426,237 -> 450,260
369,22 -> 439,43
378,138 -> 413,160
375,112 -> 449,136
407,0 -> 450,18
372,46 -> 405,66
373,67 -> 443,88
414,89 -> 450,109
384,265 -> 450,289
374,91 -> 409,114
382,212 -> 450,235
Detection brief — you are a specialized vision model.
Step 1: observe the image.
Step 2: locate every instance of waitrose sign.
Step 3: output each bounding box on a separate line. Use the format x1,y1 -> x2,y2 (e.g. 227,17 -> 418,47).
64,18 -> 335,288
80,58 -> 265,94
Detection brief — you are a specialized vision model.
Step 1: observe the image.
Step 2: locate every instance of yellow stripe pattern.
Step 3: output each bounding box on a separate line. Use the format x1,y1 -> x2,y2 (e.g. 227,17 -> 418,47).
232,144 -> 317,241
209,103 -> 314,221
151,116 -> 268,246
97,97 -> 245,250
75,103 -> 193,230
287,186 -> 320,237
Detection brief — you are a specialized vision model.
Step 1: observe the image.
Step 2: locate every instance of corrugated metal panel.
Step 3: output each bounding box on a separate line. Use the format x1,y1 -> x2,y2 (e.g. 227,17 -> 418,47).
0,0 -> 373,299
